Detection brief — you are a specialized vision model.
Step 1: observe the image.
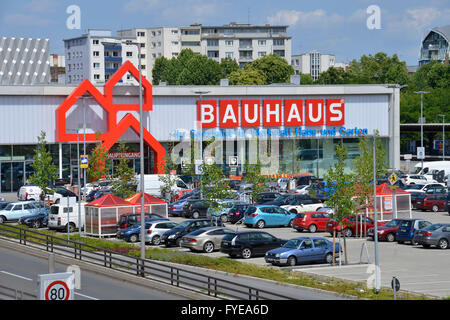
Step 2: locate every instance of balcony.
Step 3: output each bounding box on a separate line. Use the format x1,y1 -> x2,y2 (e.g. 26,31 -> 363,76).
104,56 -> 122,62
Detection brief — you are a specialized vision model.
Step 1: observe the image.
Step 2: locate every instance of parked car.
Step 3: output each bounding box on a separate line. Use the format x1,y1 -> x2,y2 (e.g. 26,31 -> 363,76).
413,194 -> 447,212
0,201 -> 40,223
180,226 -> 235,253
281,197 -> 323,214
161,219 -> 216,247
447,192 -> 450,214
263,194 -> 299,206
206,200 -> 247,224
254,192 -> 281,205
413,223 -> 450,249
292,211 -> 332,233
396,219 -> 432,244
139,220 -> 179,245
18,210 -> 49,228
295,185 -> 312,195
116,218 -> 169,243
367,218 -> 409,242
265,237 -> 341,266
0,201 -> 13,211
405,183 -> 446,196
220,230 -> 287,259
18,185 -> 42,201
401,174 -> 428,185
168,199 -> 188,217
227,203 -> 252,224
243,205 -> 296,229
116,213 -> 166,230
326,215 -> 387,237
182,199 -> 212,219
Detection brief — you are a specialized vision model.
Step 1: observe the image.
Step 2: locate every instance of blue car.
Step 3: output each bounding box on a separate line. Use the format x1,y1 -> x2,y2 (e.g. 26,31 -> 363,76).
265,237 -> 341,266
169,199 -> 188,217
243,205 -> 296,229
206,200 -> 247,223
396,219 -> 432,244
116,218 -> 169,243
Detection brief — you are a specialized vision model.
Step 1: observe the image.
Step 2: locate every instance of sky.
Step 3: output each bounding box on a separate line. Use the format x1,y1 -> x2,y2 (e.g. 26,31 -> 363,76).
1,0 -> 449,66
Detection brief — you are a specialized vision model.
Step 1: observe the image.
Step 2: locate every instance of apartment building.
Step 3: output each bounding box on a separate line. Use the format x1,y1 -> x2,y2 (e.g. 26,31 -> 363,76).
200,22 -> 291,67
291,51 -> 348,81
64,29 -> 138,85
418,25 -> 450,66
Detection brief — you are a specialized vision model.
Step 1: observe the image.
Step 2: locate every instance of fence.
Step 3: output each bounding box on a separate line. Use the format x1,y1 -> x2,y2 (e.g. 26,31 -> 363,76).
0,225 -> 293,300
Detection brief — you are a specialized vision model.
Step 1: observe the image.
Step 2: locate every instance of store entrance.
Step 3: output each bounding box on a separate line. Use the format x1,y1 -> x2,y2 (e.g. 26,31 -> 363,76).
0,161 -> 33,193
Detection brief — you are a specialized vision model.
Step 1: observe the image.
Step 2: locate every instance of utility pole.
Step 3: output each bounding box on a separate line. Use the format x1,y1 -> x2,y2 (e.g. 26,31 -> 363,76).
414,91 -> 429,171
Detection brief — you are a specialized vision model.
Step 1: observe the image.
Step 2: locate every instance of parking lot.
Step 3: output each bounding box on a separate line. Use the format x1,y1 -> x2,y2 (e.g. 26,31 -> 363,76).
1,191 -> 449,298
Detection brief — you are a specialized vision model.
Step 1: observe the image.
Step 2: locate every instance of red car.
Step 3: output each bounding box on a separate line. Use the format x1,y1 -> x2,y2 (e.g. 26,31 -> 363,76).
292,211 -> 332,233
326,215 -> 387,237
367,218 -> 408,242
413,194 -> 447,212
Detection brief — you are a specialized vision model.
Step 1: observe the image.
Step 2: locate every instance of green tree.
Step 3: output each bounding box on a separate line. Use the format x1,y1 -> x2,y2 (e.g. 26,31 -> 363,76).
87,132 -> 109,183
220,57 -> 240,78
176,54 -> 222,85
243,160 -> 268,202
246,54 -> 294,84
228,68 -> 266,85
299,73 -> 314,84
324,143 -> 356,265
29,131 -> 58,201
316,67 -> 348,84
110,141 -> 138,198
152,56 -> 170,85
157,142 -> 179,201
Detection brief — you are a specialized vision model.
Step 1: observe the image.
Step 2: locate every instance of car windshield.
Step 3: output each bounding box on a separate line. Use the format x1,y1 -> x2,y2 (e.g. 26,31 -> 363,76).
422,224 -> 444,232
174,221 -> 192,229
4,204 -> 14,211
283,239 -> 302,249
407,184 -> 425,190
385,219 -> 402,227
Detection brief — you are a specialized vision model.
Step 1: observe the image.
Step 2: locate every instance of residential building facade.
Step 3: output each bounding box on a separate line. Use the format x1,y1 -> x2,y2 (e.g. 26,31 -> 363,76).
291,51 -> 348,81
418,25 -> 450,66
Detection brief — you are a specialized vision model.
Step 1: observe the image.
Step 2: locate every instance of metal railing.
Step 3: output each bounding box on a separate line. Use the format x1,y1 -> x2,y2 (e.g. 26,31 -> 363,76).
0,225 -> 293,300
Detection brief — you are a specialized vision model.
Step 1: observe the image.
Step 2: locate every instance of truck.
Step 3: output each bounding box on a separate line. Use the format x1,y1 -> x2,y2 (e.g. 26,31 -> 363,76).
47,197 -> 86,232
136,174 -> 190,197
413,161 -> 450,184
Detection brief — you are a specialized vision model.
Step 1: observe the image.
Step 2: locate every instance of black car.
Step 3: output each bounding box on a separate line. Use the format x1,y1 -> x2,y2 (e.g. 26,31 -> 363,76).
446,192 -> 450,214
161,219 -> 215,247
182,199 -> 212,219
18,212 -> 49,228
117,213 -> 166,230
254,192 -> 281,205
220,231 -> 287,259
227,203 -> 251,224
264,194 -> 308,206
53,187 -> 79,202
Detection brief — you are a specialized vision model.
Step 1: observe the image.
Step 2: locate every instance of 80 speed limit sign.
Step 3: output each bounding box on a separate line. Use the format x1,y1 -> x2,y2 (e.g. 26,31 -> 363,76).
38,272 -> 75,300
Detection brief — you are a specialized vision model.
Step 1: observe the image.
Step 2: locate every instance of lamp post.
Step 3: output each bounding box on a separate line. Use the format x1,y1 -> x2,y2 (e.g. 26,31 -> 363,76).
373,132 -> 380,293
193,90 -> 210,196
67,129 -> 82,238
125,39 -> 145,266
438,114 -> 445,160
76,95 -> 90,202
414,91 -> 429,172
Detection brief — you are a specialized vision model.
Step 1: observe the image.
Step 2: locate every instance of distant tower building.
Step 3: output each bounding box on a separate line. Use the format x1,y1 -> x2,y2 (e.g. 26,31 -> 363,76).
0,37 -> 50,85
419,25 -> 450,66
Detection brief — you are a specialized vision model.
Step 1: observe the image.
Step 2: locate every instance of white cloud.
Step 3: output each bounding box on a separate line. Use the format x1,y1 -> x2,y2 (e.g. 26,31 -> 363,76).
267,9 -> 347,28
2,13 -> 53,27
25,0 -> 59,13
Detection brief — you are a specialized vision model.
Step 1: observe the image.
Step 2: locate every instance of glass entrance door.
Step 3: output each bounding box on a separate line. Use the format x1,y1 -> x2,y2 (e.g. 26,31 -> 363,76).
0,162 -> 25,193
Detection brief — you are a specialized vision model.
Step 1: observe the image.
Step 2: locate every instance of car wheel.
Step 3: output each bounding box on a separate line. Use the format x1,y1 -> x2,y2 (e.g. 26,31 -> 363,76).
432,205 -> 439,213
192,211 -> 200,219
386,233 -> 395,242
325,252 -> 334,264
344,228 -> 353,238
438,238 -> 449,250
287,256 -> 297,266
32,220 -> 41,229
308,224 -> 317,233
256,220 -> 265,229
129,234 -> 138,243
287,219 -> 294,227
241,248 -> 252,259
152,235 -> 161,245
0,216 -> 6,224
176,237 -> 182,247
66,223 -> 75,233
220,214 -> 228,224
203,241 -> 215,253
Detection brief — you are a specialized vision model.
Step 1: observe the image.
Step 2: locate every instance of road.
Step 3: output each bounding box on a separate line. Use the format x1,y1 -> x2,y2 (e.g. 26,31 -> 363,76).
0,245 -> 186,300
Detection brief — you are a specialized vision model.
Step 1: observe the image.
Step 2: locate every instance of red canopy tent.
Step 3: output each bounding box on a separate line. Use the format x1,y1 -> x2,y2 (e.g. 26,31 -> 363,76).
124,192 -> 168,217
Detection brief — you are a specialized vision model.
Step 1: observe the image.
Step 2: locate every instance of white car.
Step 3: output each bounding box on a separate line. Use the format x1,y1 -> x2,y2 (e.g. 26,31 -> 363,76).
18,185 -> 78,203
401,174 -> 429,185
281,197 -> 323,214
404,183 -> 446,194
295,185 -> 311,195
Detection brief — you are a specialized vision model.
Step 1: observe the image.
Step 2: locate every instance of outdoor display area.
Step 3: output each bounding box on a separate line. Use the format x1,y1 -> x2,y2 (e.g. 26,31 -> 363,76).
84,192 -> 168,237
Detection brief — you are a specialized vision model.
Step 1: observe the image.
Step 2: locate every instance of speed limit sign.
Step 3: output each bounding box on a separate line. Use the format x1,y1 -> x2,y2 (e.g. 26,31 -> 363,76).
38,272 -> 74,300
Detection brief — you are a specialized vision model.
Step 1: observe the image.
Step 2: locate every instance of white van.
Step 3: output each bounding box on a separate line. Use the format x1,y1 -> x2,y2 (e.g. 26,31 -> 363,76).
47,197 -> 86,232
136,174 -> 189,197
413,161 -> 450,183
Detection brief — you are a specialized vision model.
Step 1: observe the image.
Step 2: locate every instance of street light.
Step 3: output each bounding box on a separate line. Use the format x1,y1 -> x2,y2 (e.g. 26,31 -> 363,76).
438,114 -> 446,160
414,91 -> 429,172
76,95 -> 90,202
193,90 -> 210,197
67,129 -> 82,238
125,39 -> 145,266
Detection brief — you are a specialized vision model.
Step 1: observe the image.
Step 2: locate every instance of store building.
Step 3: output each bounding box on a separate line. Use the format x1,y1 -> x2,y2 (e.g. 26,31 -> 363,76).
0,63 -> 400,193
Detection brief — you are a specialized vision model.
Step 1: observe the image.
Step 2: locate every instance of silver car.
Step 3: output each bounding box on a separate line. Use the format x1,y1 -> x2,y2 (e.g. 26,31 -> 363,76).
414,223 -> 450,249
139,220 -> 178,245
180,226 -> 235,253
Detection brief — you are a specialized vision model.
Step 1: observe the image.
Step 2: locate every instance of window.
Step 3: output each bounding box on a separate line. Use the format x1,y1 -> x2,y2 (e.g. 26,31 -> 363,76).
112,51 -> 119,57
273,39 -> 285,46
301,240 -> 313,249
137,31 -> 145,37
225,40 -> 233,46
225,52 -> 234,58
171,29 -> 178,34
140,43 -> 145,48
258,51 -> 266,57
141,65 -> 146,70
140,54 -> 146,59
126,52 -> 133,57
207,39 -> 219,46
172,41 -> 179,45
260,233 -> 276,241
313,239 -> 327,248
93,63 -> 100,69
258,40 -> 266,46
13,205 -> 22,211
93,51 -> 99,56
93,39 -> 99,45
249,233 -> 262,241
94,74 -> 100,80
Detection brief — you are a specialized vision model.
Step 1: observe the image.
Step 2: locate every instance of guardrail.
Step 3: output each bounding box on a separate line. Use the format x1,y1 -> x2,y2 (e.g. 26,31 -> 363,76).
0,225 -> 293,300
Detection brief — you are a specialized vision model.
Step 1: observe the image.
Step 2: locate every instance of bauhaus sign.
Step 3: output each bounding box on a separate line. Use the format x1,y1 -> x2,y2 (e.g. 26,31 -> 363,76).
197,98 -> 345,128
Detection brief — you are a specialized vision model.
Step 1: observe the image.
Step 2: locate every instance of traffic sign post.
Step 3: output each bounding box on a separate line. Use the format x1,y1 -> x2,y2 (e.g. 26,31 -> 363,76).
80,154 -> 88,169
388,173 -> 399,219
38,272 -> 75,300
229,156 -> 238,167
391,276 -> 400,300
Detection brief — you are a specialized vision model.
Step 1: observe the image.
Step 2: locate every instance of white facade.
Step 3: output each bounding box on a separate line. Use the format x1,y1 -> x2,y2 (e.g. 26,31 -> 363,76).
64,30 -> 138,85
291,51 -> 348,81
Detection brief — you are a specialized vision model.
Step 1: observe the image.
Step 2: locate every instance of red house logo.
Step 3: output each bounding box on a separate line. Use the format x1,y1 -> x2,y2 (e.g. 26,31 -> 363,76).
56,61 -> 165,173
